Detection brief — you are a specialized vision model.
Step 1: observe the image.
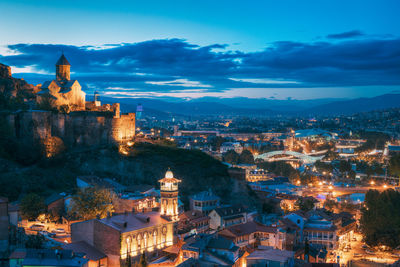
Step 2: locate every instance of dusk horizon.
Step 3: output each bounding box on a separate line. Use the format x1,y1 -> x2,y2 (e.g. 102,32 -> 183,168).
1,0 -> 400,100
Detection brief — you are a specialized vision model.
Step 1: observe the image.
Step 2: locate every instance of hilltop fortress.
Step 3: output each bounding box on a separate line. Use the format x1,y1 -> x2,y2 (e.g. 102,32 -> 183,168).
2,55 -> 135,156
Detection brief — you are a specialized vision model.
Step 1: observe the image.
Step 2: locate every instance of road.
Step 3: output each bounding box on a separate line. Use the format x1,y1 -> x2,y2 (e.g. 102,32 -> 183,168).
302,185 -> 397,198
327,233 -> 399,265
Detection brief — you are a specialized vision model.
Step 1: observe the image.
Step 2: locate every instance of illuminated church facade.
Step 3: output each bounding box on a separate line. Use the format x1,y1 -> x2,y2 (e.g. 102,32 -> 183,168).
37,54 -> 86,110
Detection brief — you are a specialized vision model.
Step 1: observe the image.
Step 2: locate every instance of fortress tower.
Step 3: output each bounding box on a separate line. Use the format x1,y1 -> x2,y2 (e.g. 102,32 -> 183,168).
159,169 -> 181,221
56,54 -> 71,81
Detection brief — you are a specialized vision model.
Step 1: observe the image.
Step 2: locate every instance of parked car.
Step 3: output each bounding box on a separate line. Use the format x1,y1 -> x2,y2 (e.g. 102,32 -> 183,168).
29,224 -> 45,231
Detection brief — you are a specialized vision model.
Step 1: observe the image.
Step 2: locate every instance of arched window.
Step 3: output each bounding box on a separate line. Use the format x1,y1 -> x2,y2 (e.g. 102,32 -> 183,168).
137,234 -> 142,251
153,230 -> 157,247
144,232 -> 148,248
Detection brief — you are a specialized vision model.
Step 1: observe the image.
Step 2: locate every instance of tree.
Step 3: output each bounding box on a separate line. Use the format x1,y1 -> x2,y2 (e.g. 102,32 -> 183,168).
360,189 -> 400,248
238,150 -> 254,164
324,199 -> 337,212
209,136 -> 226,152
222,150 -> 239,165
37,95 -> 57,111
20,193 -> 46,221
262,200 -> 277,214
324,150 -> 338,161
25,234 -> 45,249
136,254 -> 147,267
71,187 -> 115,220
294,197 -> 315,212
389,154 -> 400,177
339,160 -> 352,174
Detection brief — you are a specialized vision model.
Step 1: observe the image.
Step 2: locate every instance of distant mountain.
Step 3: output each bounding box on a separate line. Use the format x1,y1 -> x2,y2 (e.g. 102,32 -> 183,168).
305,94 -> 400,115
189,97 -> 345,111
99,96 -> 276,117
97,93 -> 400,117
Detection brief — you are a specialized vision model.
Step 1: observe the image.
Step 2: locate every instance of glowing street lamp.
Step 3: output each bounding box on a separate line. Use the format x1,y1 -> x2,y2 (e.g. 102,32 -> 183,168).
370,180 -> 375,186
383,184 -> 388,189
328,185 -> 333,190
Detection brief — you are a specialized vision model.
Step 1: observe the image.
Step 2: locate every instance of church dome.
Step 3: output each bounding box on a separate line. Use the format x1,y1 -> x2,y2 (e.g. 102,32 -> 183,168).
165,170 -> 174,179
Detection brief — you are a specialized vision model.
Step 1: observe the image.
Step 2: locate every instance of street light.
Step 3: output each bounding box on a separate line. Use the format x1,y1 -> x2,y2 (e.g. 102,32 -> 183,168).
383,184 -> 387,189
370,180 -> 375,186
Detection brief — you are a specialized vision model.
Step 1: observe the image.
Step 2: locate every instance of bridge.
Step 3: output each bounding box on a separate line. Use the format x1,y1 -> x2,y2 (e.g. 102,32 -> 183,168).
255,150 -> 324,164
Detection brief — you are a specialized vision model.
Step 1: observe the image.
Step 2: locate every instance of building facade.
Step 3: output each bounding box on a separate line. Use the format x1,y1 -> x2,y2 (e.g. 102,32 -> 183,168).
37,54 -> 86,110
189,190 -> 220,215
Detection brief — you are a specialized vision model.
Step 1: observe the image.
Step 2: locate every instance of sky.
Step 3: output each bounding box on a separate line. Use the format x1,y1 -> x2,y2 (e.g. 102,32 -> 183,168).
0,0 -> 400,100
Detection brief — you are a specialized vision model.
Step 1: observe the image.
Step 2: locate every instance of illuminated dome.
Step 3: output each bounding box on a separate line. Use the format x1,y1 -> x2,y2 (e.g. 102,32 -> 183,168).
165,170 -> 174,179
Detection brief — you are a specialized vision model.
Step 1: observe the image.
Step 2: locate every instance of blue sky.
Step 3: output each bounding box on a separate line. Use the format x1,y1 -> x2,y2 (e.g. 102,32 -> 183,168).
1,0 -> 399,99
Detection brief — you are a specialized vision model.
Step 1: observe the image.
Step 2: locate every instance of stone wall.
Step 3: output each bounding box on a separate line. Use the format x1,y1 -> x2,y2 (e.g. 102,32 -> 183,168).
5,110 -> 135,154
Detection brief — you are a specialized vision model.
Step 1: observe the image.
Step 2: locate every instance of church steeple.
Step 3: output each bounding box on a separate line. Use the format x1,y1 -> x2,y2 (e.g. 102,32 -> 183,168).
56,54 -> 71,81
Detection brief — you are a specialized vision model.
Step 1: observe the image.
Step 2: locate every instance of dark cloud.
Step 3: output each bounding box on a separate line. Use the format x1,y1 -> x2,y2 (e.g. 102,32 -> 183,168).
1,36 -> 400,95
326,30 -> 365,39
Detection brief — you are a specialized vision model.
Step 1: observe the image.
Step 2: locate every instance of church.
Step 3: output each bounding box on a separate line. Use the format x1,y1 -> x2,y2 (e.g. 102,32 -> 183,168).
37,54 -> 86,110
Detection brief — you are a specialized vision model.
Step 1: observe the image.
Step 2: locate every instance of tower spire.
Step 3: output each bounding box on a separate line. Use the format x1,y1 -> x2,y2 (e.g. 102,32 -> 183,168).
56,53 -> 71,81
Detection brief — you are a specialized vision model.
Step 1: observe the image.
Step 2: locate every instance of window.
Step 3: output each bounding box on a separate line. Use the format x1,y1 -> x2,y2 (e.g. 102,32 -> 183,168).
153,231 -> 157,247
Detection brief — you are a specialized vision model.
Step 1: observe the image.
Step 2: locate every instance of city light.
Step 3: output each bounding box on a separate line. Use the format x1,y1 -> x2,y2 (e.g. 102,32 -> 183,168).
370,180 -> 375,185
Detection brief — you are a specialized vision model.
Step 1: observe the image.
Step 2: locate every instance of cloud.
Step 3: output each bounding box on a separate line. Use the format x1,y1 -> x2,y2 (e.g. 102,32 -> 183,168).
326,30 -> 365,39
146,78 -> 212,88
229,78 -> 300,85
1,35 -> 400,98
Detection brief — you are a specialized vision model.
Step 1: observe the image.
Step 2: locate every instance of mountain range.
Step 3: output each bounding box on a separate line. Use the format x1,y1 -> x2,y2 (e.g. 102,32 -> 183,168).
98,93 -> 400,117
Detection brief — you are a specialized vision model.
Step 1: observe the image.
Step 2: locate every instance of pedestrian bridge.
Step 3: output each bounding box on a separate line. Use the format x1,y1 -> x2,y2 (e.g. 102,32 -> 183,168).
255,150 -> 324,164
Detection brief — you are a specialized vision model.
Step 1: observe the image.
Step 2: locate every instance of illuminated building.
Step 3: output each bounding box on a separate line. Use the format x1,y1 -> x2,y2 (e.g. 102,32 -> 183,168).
159,169 -> 181,221
70,171 -> 180,267
71,212 -> 175,267
208,205 -> 248,230
37,54 -> 86,110
136,103 -> 143,120
246,168 -> 273,182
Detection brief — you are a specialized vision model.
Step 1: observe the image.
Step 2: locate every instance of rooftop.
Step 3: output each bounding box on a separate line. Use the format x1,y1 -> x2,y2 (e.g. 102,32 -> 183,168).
23,249 -> 88,267
63,241 -> 106,261
56,54 -> 71,66
247,248 -> 294,262
213,205 -> 246,218
190,190 -> 220,201
100,211 -> 171,233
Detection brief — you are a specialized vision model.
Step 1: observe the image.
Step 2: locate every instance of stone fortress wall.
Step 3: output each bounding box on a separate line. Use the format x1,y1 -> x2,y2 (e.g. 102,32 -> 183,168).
5,110 -> 135,156
1,55 -> 136,156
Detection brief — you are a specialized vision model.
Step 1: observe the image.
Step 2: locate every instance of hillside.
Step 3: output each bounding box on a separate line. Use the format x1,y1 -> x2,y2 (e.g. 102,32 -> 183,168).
0,142 -> 237,207
305,94 -> 400,115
